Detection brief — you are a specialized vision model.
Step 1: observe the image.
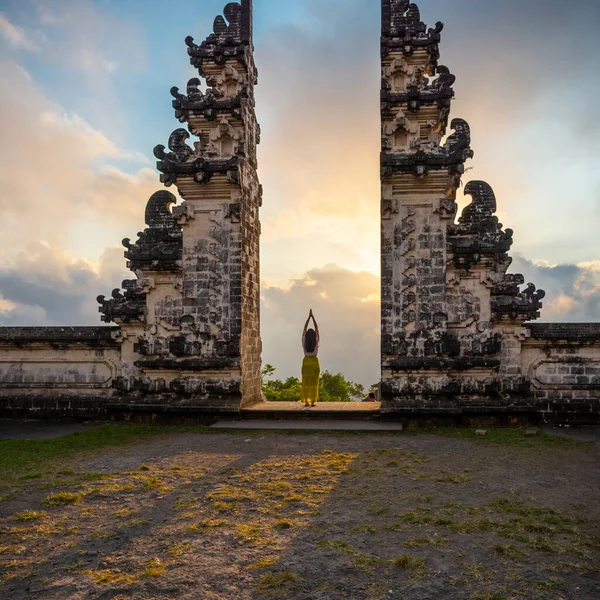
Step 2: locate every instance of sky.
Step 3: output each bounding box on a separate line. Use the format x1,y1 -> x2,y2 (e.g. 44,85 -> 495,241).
0,0 -> 600,388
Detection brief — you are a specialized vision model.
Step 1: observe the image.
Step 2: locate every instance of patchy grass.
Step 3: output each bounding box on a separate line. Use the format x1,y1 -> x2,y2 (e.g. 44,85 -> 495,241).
0,424 -> 213,486
404,536 -> 448,548
420,427 -> 586,448
43,492 -> 82,506
0,423 -> 584,489
534,576 -> 565,591
248,556 -> 280,570
14,510 -> 46,522
393,554 -> 428,576
351,552 -> 386,573
85,559 -> 166,586
85,569 -> 137,585
352,524 -> 377,534
317,539 -> 350,553
236,523 -> 263,545
0,425 -> 595,599
258,570 -> 301,591
492,544 -> 523,561
140,558 -> 167,578
186,518 -> 227,533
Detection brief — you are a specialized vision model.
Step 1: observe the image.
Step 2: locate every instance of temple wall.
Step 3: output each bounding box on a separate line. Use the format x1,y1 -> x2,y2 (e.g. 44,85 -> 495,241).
522,324 -> 600,425
0,327 -> 120,418
239,164 -> 263,408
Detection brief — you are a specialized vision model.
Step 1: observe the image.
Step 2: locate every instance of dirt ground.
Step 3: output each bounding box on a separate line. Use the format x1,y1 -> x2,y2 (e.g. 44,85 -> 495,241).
0,430 -> 599,599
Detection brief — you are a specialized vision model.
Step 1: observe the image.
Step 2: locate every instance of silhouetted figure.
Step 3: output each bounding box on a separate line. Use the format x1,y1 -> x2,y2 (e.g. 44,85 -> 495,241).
301,309 -> 321,407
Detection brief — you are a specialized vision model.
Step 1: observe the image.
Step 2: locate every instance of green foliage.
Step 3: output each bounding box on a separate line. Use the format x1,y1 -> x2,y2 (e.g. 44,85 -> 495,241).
261,365 -> 365,402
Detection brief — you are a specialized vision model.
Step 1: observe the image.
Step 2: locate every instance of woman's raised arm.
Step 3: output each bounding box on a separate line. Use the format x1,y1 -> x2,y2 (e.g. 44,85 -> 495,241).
311,311 -> 320,342
302,312 -> 311,337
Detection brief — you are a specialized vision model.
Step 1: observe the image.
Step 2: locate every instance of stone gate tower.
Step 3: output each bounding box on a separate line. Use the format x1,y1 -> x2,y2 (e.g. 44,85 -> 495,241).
97,0 -> 262,412
380,0 -> 546,415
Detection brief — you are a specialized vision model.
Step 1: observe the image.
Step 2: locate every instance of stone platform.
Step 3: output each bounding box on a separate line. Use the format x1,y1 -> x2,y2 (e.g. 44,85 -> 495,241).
241,402 -> 382,421
211,419 -> 402,431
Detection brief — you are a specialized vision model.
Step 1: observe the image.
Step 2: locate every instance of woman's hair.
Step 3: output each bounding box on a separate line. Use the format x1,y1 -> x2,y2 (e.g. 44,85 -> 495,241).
304,328 -> 317,353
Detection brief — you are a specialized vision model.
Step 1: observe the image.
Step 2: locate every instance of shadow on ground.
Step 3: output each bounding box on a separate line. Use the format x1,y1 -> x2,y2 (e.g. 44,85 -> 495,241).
0,428 -> 598,599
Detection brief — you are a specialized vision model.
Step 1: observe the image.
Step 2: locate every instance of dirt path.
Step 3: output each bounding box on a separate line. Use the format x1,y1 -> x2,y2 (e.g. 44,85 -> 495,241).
0,431 -> 599,599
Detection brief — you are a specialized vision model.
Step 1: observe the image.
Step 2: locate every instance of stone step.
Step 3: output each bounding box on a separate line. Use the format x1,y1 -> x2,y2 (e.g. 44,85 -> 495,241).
210,419 -> 403,432
241,402 -> 382,421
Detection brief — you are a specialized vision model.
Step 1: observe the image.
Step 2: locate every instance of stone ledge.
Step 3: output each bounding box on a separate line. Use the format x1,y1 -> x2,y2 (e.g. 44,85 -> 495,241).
383,357 -> 501,372
0,327 -> 120,344
526,323 -> 600,342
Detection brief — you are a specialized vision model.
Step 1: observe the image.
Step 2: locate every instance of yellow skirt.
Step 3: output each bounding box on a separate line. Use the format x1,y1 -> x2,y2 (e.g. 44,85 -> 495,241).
301,356 -> 321,404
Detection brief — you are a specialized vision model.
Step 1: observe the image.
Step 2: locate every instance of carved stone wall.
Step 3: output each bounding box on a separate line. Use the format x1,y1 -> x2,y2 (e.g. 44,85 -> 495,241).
379,1 -> 599,424
0,1 -> 263,418
0,328 -> 120,418
105,0 -> 263,411
522,324 -> 600,424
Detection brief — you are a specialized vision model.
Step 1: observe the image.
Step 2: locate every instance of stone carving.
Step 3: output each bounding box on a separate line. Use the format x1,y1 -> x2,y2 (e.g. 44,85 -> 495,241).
154,129 -> 197,163
185,0 -> 253,72
431,65 -> 455,92
123,191 -> 183,272
154,127 -> 239,186
171,79 -> 244,124
448,181 -> 513,270
492,284 -> 546,322
95,0 -> 262,407
380,0 -> 548,412
382,0 -> 444,52
97,280 -> 146,324
443,118 -> 473,162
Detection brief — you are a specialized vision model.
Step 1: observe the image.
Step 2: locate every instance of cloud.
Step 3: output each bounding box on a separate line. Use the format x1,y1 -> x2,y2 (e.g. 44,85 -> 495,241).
511,255 -> 600,322
0,13 -> 38,51
261,264 -> 380,388
0,243 -> 128,326
0,59 -> 159,257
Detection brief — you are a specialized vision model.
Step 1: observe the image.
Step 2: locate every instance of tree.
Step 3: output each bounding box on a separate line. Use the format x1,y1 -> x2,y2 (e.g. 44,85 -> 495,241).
262,365 -> 366,403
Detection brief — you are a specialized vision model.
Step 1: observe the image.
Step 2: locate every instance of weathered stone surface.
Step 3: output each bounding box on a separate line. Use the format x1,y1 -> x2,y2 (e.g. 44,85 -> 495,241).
378,0 -> 597,425
0,1 -> 263,417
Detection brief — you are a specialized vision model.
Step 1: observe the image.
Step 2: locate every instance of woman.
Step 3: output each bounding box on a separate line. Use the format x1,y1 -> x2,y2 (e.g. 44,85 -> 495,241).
301,309 -> 321,407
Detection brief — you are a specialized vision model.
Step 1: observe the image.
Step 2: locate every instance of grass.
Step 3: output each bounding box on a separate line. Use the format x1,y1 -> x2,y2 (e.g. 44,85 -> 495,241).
85,569 -> 137,585
186,518 -> 227,533
0,421 -> 593,598
248,556 -> 280,570
317,539 -> 351,552
0,424 -> 212,486
140,558 -> 167,578
85,559 -> 166,586
258,570 -> 301,590
533,576 -> 564,591
274,519 -> 294,530
0,423 -> 585,489
419,427 -> 586,448
404,536 -> 447,548
43,492 -> 82,506
492,544 -> 523,561
236,524 -> 262,544
393,554 -> 428,575
14,510 -> 46,522
352,524 -> 377,534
